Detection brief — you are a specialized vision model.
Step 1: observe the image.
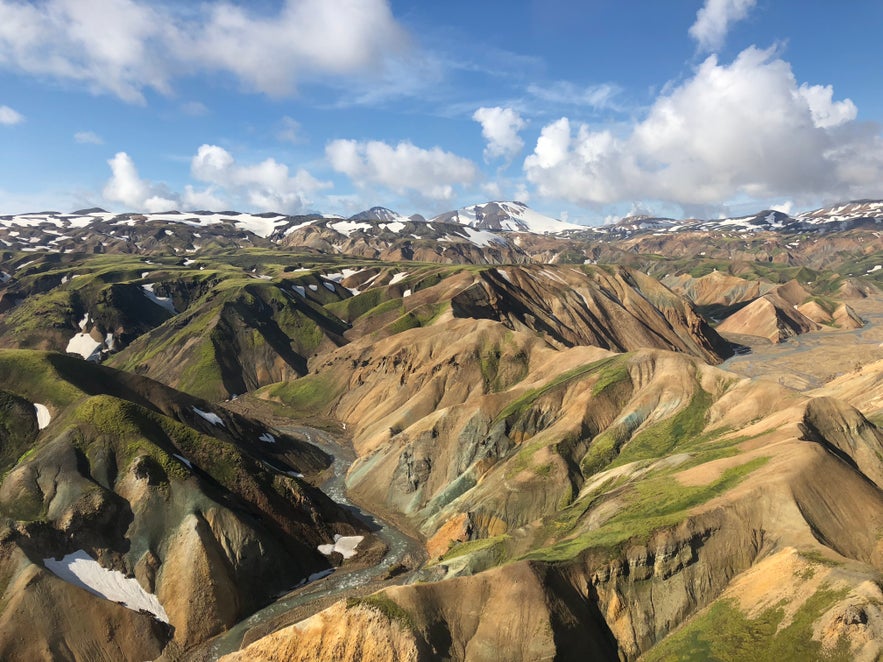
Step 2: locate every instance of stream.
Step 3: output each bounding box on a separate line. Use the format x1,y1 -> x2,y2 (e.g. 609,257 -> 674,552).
720,296 -> 883,389
201,425 -> 422,660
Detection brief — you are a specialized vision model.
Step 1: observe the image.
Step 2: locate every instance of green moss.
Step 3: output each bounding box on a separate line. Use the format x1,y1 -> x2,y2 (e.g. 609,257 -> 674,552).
264,373 -> 342,417
591,358 -> 631,395
441,534 -> 511,564
346,594 -> 416,631
643,588 -> 852,662
580,426 -> 629,476
71,396 -> 188,482
0,350 -> 84,407
385,302 -> 448,335
527,456 -> 769,562
498,356 -> 628,422
325,287 -> 390,322
612,389 -> 713,468
479,348 -> 501,392
797,549 -> 843,568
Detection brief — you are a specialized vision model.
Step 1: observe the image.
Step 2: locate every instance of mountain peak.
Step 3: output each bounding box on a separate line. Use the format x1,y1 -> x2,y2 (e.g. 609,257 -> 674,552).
349,207 -> 408,223
431,201 -> 584,234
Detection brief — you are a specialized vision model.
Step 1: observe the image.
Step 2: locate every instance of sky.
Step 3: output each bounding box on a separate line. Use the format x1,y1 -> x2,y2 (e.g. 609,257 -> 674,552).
1,0 -> 882,225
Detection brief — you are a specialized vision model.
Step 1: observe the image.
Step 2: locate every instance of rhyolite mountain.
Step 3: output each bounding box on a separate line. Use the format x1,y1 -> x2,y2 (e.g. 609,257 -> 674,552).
0,199 -> 882,661
0,350 -> 377,660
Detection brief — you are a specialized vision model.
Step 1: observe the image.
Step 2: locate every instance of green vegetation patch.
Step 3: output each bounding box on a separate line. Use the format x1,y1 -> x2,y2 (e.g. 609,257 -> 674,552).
497,355 -> 631,422
0,350 -> 84,407
263,372 -> 343,417
528,456 -> 769,562
642,588 -> 851,662
611,388 -> 713,468
346,594 -> 416,631
441,534 -> 510,564
325,287 -> 392,322
385,301 -> 449,335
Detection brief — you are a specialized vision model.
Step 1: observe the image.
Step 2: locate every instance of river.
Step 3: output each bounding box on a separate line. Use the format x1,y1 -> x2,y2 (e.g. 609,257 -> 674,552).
198,425 -> 422,660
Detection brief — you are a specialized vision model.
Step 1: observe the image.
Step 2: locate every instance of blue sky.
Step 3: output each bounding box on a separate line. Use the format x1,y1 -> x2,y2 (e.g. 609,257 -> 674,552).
1,0 -> 882,224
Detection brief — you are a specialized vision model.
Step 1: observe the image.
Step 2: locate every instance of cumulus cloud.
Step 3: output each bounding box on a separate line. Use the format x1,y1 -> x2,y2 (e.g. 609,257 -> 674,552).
184,0 -> 405,97
326,139 -> 477,201
190,144 -> 331,212
0,0 -> 170,104
102,147 -> 329,213
74,130 -> 103,144
472,106 -> 526,162
797,84 -> 857,129
102,152 -> 177,212
689,0 -> 756,52
0,104 -> 23,125
0,0 -> 406,103
524,47 -> 881,211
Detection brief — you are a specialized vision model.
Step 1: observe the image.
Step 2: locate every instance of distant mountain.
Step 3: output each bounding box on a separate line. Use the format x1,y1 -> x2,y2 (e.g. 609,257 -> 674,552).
1,199 -> 883,262
349,206 -> 415,224
431,201 -> 585,233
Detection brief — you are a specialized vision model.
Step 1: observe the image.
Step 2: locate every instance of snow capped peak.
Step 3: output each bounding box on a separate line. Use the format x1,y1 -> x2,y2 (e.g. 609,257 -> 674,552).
431,201 -> 584,234
795,199 -> 883,225
349,207 -> 410,224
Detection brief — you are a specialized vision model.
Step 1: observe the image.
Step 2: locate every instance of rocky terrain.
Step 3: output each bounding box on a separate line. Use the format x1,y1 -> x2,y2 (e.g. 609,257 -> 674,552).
1,199 -> 883,661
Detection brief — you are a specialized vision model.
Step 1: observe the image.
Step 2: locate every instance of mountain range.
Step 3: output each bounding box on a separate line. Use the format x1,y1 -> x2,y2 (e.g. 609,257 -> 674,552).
1,197 -> 883,660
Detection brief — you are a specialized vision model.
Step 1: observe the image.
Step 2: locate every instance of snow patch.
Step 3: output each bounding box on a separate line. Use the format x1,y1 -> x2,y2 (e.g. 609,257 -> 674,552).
141,284 -> 177,314
329,220 -> 372,236
66,333 -> 102,361
34,403 -> 51,430
403,288 -> 412,297
258,432 -> 276,443
381,221 -> 406,233
291,285 -> 306,296
317,534 -> 364,559
389,271 -> 408,285
462,227 -> 505,248
173,454 -> 193,469
43,550 -> 169,623
193,407 -> 224,426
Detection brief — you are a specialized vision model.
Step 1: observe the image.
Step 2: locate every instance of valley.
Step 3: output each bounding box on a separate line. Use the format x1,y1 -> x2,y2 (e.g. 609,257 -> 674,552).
1,200 -> 883,660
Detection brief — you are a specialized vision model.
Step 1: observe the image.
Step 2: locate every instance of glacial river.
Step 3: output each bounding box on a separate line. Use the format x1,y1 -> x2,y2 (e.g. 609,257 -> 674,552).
199,425 -> 422,660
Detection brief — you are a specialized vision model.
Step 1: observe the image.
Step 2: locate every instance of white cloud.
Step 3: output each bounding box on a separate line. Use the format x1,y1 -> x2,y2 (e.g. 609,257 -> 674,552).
526,82 -> 621,111
326,139 -> 477,201
689,0 -> 756,52
472,106 -> 526,162
524,47 -> 881,211
182,185 -> 226,211
771,201 -> 793,215
190,144 -> 331,212
0,104 -> 23,125
184,0 -> 406,97
102,147 -> 330,213
102,152 -> 177,212
0,0 -> 170,104
277,116 -> 302,144
74,130 -> 103,144
797,84 -> 857,129
0,0 -> 407,103
180,101 -> 208,116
